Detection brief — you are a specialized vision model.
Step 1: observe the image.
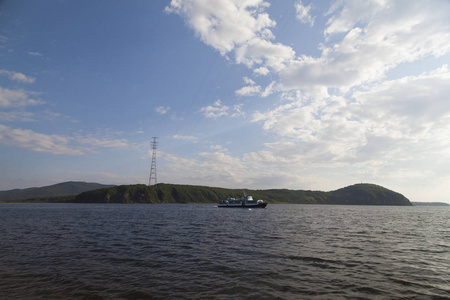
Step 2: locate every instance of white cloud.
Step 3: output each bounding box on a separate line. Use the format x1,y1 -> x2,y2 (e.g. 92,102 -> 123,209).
162,148 -> 317,189
235,37 -> 295,71
280,0 -> 450,92
28,52 -> 43,57
155,106 -> 171,114
0,69 -> 35,83
0,35 -> 7,44
236,76 -> 260,96
166,0 -> 274,55
0,125 -> 83,155
261,81 -> 276,97
253,66 -> 269,75
235,84 -> 261,97
243,76 -> 255,85
0,87 -> 44,108
235,76 -> 277,97
166,0 -> 295,72
209,144 -> 228,152
0,111 -> 35,122
75,134 -> 128,149
162,150 -> 249,187
295,0 -> 315,26
172,134 -> 198,142
165,0 -> 450,200
251,64 -> 450,193
324,0 -> 386,36
199,99 -> 229,118
0,125 -> 129,155
230,104 -> 245,118
199,100 -> 245,119
353,65 -> 450,126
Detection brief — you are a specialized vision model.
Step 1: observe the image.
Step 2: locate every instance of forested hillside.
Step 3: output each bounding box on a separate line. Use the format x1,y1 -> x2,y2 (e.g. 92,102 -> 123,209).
1,182 -> 411,206
73,183 -> 411,206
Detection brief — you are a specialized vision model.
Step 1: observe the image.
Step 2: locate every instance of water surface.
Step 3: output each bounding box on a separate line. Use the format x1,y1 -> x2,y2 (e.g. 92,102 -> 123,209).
1,204 -> 449,299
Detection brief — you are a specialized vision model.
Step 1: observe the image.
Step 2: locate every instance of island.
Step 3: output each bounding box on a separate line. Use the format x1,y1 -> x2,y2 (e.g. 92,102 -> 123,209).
0,182 -> 412,206
411,202 -> 449,206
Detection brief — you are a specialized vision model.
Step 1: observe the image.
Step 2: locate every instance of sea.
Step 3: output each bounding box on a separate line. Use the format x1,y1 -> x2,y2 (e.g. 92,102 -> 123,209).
0,203 -> 449,299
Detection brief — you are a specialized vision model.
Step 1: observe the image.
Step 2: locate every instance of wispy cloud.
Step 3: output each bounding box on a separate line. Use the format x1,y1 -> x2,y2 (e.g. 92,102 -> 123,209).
295,1 -> 315,26
0,111 -> 35,122
0,125 -> 83,155
253,67 -> 270,76
230,104 -> 244,118
0,125 -> 129,155
261,81 -> 276,97
281,1 -> 450,94
163,149 -> 311,189
0,35 -> 7,44
199,100 -> 245,119
27,51 -> 43,57
236,77 -> 261,96
75,134 -> 128,149
235,76 -> 277,97
0,69 -> 35,83
209,144 -> 228,152
0,87 -> 44,108
235,85 -> 261,97
172,134 -> 198,142
199,100 -> 229,118
155,106 -> 171,115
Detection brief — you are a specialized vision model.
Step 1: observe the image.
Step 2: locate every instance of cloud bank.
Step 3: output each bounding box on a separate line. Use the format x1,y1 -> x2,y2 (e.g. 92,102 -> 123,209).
164,0 -> 450,200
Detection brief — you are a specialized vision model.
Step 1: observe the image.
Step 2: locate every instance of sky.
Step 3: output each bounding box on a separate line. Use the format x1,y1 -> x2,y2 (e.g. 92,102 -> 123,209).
1,0 -> 450,203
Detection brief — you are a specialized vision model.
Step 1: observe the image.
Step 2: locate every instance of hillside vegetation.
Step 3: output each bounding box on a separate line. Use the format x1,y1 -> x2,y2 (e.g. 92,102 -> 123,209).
73,183 -> 411,206
1,182 -> 411,205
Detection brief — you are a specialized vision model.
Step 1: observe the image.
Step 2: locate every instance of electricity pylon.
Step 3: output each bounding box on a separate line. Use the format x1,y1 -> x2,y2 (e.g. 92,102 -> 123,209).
148,137 -> 158,186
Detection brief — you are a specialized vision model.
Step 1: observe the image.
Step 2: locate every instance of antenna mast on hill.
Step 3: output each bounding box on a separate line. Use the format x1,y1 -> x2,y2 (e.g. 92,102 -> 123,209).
148,137 -> 158,186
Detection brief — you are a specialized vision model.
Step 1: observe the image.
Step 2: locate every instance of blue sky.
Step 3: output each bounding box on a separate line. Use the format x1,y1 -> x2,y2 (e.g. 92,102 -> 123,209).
1,0 -> 450,203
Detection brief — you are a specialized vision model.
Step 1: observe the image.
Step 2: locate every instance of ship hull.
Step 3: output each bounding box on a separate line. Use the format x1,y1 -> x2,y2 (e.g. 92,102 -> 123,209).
218,202 -> 267,208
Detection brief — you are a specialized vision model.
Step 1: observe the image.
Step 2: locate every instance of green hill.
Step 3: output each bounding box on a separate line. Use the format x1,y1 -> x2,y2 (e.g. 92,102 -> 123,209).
328,183 -> 411,205
74,184 -> 240,204
72,183 -> 411,206
0,181 -> 115,202
1,182 -> 411,205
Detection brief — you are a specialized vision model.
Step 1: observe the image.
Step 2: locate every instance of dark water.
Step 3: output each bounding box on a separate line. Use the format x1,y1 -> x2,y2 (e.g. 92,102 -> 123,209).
1,204 -> 449,299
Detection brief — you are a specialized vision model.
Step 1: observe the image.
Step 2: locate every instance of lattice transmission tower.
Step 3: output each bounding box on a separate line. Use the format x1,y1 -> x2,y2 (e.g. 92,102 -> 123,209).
148,137 -> 158,186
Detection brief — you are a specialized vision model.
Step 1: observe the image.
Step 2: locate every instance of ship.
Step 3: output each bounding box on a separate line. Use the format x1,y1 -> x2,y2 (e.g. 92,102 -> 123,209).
218,191 -> 267,208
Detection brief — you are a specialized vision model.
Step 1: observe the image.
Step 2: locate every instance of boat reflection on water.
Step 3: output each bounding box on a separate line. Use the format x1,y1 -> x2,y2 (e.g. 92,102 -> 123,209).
218,191 -> 267,208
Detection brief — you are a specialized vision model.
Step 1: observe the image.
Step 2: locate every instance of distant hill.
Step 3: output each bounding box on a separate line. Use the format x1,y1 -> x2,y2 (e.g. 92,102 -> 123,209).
1,182 -> 411,205
412,202 -> 449,206
72,183 -> 412,206
327,184 -> 411,205
0,181 -> 116,202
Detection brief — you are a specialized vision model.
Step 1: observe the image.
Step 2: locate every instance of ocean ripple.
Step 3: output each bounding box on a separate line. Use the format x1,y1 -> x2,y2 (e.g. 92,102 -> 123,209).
1,204 -> 449,299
